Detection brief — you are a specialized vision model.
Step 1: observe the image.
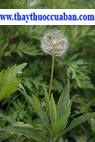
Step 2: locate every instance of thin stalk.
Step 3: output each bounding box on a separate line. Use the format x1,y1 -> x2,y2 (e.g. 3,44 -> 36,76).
48,54 -> 55,98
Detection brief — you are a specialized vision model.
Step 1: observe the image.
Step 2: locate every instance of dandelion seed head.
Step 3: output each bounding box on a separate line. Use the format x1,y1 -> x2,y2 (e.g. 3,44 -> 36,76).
41,30 -> 68,56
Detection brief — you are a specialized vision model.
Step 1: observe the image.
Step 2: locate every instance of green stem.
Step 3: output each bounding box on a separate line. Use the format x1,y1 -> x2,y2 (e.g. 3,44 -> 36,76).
48,54 -> 55,98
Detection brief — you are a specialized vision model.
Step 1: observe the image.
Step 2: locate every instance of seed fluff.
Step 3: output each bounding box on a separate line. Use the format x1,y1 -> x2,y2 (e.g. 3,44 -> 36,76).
41,30 -> 68,56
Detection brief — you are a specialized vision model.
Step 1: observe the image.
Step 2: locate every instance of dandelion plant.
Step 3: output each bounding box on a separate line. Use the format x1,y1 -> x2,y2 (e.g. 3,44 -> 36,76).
41,30 -> 68,97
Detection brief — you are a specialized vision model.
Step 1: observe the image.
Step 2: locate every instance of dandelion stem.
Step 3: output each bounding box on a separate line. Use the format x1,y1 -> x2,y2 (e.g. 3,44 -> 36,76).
49,54 -> 55,98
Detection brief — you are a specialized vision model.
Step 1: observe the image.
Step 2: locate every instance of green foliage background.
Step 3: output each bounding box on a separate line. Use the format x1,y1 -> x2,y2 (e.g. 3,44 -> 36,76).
0,0 -> 95,142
